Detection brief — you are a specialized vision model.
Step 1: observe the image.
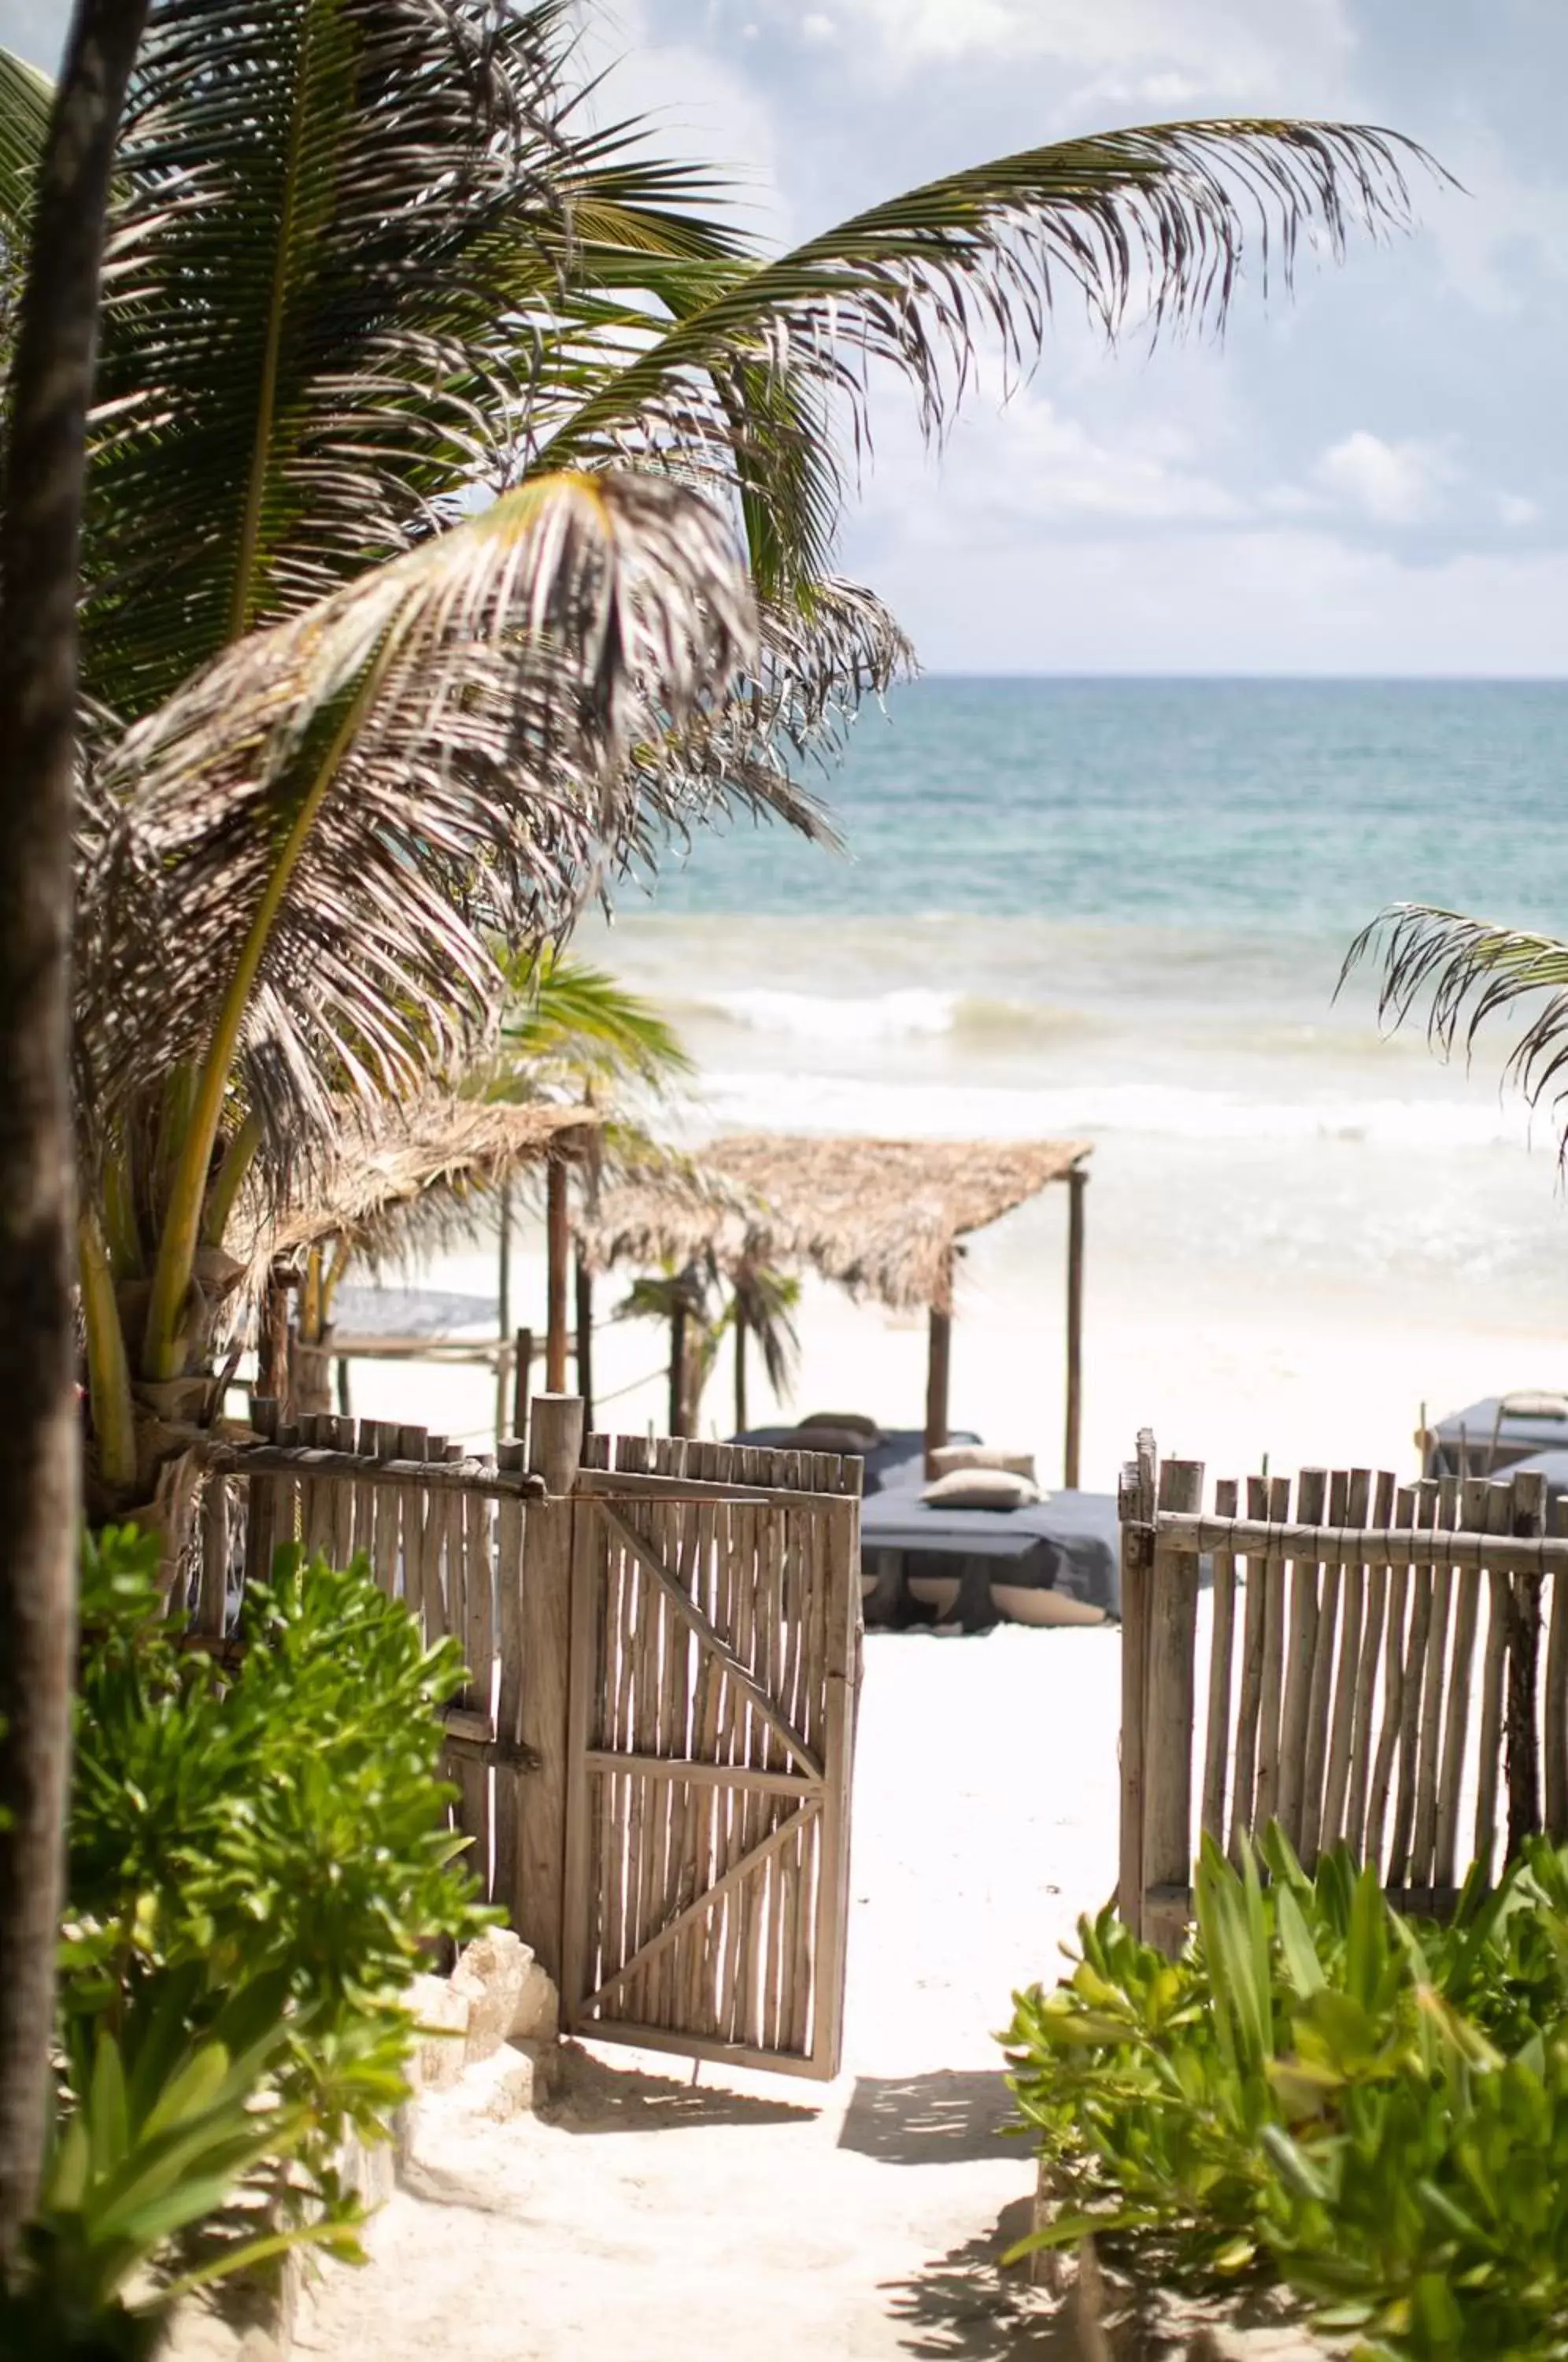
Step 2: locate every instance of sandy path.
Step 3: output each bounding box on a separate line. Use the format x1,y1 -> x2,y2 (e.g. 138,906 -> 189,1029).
298,1623 -> 1123,2362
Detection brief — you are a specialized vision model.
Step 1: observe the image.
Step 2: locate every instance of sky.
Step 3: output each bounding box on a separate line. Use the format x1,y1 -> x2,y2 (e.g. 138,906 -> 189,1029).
6,0 -> 1568,674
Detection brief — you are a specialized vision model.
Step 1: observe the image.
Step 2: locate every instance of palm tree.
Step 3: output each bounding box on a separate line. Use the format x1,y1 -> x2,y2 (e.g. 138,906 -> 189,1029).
0,0 -> 1434,1534
0,0 -> 150,2267
615,1252 -> 801,1438
1345,912 -> 1568,1135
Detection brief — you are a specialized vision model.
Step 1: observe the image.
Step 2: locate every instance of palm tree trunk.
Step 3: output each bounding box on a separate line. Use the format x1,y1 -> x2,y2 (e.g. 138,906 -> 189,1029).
0,0 -> 150,2261
733,1299 -> 749,1435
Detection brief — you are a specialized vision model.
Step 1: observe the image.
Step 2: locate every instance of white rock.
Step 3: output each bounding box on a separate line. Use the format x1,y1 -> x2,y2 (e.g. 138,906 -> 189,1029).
405,1971 -> 469,2091
509,1955 -> 560,2044
453,1928 -> 532,2064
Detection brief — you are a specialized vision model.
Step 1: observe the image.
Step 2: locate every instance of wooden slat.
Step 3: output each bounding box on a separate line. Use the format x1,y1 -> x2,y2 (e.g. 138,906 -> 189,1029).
1278,1469 -> 1326,1849
599,1503 -> 823,1782
1474,1480 -> 1514,1881
1388,1483 -> 1437,1888
579,1800 -> 821,2020
1201,1478 -> 1239,1846
1320,1468 -> 1371,1855
1433,1478 -> 1487,1886
1365,1487 -> 1415,1879
1300,1470 -> 1348,1864
1545,1494 -> 1568,1840
1228,1472 -> 1269,1861
1343,1472 -> 1395,1856
1255,1473 -> 1291,1838
1411,1478 -> 1455,1890
1506,1470 -> 1546,1858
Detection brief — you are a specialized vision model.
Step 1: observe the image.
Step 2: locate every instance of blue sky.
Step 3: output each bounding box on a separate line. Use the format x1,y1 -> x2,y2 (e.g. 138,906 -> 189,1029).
7,0 -> 1566,673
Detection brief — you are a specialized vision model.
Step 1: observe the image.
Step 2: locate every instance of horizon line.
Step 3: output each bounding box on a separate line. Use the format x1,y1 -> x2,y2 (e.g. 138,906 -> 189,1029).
904,669 -> 1568,687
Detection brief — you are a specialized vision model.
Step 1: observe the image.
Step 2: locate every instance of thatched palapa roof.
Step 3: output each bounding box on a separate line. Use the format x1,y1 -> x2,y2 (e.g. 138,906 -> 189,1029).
270,1097 -> 597,1263
578,1134 -> 1090,1314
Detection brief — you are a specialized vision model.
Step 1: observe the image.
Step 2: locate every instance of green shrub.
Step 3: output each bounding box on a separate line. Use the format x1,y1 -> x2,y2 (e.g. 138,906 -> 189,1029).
1004,1831 -> 1568,2360
2,1526 -> 493,2356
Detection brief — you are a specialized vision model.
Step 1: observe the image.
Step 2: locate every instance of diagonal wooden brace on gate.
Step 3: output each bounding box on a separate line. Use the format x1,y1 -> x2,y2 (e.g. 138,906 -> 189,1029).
597,1502 -> 825,1782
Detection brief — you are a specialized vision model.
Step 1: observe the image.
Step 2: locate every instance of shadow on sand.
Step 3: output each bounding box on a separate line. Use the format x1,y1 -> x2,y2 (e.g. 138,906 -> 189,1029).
880,2195 -> 1089,2360
539,2040 -> 819,2134
839,2070 -> 1024,2166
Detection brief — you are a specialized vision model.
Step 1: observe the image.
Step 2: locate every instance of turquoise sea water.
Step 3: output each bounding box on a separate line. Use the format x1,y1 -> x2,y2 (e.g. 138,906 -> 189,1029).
584,679 -> 1568,1337
637,676 -> 1568,935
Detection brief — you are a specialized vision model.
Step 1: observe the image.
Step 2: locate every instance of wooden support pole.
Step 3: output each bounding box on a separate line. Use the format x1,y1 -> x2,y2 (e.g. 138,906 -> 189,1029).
574,1250 -> 594,1432
669,1304 -> 687,1438
924,1305 -> 952,1478
1143,1457 -> 1204,1957
1064,1165 -> 1086,1490
515,1394 -> 584,1983
512,1325 -> 532,1448
1118,1432 -> 1156,1938
494,1177 -> 512,1449
545,1155 -> 569,1394
734,1299 -> 749,1435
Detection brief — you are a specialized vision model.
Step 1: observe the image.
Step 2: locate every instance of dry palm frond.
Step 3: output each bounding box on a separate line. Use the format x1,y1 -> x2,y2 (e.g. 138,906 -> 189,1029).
76,468 -> 755,1180
1344,904 -> 1568,1132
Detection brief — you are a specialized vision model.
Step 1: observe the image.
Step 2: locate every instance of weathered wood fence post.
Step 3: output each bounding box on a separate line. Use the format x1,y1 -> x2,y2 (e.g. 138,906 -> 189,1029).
1117,1431 -> 1156,1939
514,1393 -> 584,1982
1143,1456 -> 1203,1957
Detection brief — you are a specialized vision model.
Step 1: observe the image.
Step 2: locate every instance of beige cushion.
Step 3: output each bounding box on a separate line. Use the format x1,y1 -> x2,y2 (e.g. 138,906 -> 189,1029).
922,1467 -> 1041,1511
930,1443 -> 1037,1483
1500,1391 -> 1568,1420
791,1427 -> 871,1461
798,1411 -> 882,1442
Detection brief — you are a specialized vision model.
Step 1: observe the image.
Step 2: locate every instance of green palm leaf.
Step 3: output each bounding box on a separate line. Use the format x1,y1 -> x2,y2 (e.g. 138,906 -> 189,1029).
542,119 -> 1438,499
1344,904 -> 1568,1123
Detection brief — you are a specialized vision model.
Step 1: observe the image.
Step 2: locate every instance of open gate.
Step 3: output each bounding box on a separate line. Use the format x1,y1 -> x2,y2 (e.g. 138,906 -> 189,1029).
559,1427 -> 862,2079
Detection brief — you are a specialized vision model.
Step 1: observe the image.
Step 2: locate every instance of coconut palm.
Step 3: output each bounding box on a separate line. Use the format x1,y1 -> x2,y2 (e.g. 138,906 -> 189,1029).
0,0 -> 1434,1530
0,0 -> 150,2266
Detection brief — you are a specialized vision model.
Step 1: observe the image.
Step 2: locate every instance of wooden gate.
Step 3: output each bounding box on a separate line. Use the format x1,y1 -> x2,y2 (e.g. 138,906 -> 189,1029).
558,1424 -> 862,2079
205,1395 -> 863,2080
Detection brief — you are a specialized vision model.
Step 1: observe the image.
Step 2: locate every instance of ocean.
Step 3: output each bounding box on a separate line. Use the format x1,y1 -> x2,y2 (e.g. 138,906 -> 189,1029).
580,678 -> 1568,1348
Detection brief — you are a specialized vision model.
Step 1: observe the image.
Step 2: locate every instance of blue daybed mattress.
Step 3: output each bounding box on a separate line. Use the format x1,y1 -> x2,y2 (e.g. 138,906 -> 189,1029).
730,1426 -> 1120,1620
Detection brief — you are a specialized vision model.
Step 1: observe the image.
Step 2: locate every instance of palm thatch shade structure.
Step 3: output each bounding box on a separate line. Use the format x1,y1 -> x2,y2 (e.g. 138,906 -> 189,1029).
263,1096 -> 598,1427
271,1096 -> 598,1264
578,1134 -> 1093,1481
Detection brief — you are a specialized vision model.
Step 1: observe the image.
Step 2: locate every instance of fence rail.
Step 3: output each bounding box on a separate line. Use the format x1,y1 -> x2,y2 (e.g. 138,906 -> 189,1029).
1119,1432 -> 1568,1953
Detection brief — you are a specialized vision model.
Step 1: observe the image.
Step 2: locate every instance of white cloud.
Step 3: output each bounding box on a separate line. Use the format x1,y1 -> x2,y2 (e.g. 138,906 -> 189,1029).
1315,431 -> 1454,526
1500,493 -> 1541,529
841,517 -> 1568,676
777,0 -> 1356,98
801,11 -> 838,41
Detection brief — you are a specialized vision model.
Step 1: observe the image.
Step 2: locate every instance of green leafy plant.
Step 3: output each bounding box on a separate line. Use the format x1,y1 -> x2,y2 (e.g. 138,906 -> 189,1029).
4,1523 -> 494,2354
1004,1831 -> 1568,2360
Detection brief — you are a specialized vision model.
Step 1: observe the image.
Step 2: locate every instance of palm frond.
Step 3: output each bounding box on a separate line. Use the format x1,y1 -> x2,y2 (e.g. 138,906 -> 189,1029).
76,468 -> 755,1181
1344,904 -> 1568,1125
542,119 -> 1440,497
495,944 -> 694,1092
0,45 -> 51,380
81,0 -> 760,726
628,577 -> 913,860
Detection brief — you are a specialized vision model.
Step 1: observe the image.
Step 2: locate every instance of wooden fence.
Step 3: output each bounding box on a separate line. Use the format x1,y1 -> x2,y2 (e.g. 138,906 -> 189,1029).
194,1395 -> 863,2079
1119,1432 -> 1568,1953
